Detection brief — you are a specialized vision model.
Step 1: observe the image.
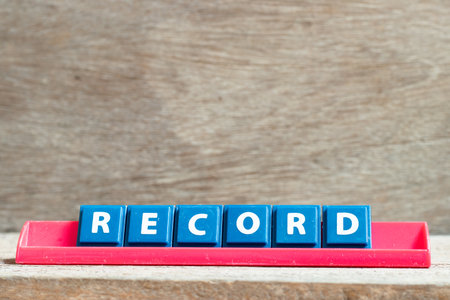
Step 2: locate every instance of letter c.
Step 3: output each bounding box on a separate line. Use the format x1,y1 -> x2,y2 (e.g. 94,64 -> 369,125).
188,214 -> 207,236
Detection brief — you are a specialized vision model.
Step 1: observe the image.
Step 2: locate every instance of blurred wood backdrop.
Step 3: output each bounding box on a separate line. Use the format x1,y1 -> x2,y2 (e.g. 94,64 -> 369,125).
0,0 -> 449,233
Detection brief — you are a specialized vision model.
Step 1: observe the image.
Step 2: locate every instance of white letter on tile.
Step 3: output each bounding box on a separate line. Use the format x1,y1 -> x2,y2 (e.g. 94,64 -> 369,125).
189,214 -> 207,236
92,212 -> 111,234
236,212 -> 260,235
337,213 -> 359,235
287,213 -> 306,235
141,213 -> 158,234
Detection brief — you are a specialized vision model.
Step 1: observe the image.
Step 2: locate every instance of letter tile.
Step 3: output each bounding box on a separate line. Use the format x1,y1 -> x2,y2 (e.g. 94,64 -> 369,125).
272,205 -> 321,248
174,205 -> 223,247
322,205 -> 371,248
223,205 -> 271,247
77,205 -> 127,246
125,205 -> 174,246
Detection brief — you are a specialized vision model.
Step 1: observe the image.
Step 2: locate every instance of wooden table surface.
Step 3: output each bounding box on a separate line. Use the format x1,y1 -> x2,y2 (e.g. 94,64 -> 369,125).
0,233 -> 449,299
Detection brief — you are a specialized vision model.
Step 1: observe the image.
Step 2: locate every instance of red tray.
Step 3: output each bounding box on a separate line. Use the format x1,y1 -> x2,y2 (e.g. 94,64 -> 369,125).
15,221 -> 430,268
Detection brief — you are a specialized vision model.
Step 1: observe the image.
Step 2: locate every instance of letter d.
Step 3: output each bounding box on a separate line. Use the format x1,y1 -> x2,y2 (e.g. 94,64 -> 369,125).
337,212 -> 359,235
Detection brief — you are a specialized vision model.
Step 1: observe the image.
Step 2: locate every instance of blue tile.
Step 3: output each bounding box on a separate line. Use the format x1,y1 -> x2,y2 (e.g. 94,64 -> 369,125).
272,205 -> 321,248
125,205 -> 175,247
223,205 -> 272,247
322,205 -> 371,248
174,205 -> 223,247
77,205 -> 127,246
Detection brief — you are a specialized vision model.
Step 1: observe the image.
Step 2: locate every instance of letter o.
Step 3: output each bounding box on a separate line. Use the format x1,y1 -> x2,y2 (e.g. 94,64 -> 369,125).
236,212 -> 260,235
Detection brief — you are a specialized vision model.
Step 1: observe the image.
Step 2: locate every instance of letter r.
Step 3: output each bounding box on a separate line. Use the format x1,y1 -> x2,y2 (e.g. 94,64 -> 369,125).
92,212 -> 111,234
287,213 -> 306,235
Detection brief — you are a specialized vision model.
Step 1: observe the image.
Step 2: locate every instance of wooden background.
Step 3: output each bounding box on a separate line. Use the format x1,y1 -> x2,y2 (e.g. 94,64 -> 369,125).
0,0 -> 449,234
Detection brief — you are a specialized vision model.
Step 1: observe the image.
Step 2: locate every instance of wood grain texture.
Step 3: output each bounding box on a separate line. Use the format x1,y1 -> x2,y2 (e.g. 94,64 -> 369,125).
1,234 -> 450,299
0,0 -> 449,233
1,280 -> 449,300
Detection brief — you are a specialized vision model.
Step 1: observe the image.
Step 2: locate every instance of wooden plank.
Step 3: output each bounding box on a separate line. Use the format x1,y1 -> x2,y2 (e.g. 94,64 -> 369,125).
0,234 -> 449,299
0,0 -> 449,233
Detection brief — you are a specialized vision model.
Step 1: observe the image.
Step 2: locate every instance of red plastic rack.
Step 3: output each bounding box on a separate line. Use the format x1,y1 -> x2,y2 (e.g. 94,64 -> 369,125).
15,221 -> 430,268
